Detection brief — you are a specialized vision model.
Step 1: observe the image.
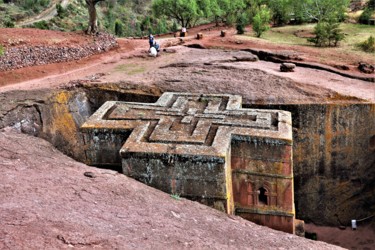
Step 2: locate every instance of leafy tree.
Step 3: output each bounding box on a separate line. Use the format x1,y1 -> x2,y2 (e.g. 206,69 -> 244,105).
252,5 -> 271,37
85,0 -> 106,34
244,0 -> 265,23
212,0 -> 247,25
267,0 -> 291,26
155,17 -> 168,34
236,12 -> 248,34
302,0 -> 348,47
302,0 -> 349,22
140,16 -> 152,34
210,0 -> 230,25
287,0 -> 308,24
152,0 -> 200,28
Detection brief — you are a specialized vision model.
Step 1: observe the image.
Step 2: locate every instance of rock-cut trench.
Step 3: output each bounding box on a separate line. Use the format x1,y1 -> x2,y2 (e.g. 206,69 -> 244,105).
0,83 -> 374,232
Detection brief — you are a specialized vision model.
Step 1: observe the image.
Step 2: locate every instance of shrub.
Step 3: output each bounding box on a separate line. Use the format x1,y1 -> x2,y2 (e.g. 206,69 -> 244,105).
252,6 -> 271,38
114,19 -> 124,36
0,45 -> 4,57
33,20 -> 50,30
236,13 -> 248,35
268,0 -> 291,26
357,36 -> 375,53
56,3 -> 67,18
359,8 -> 374,24
308,19 -> 345,47
4,19 -> 15,28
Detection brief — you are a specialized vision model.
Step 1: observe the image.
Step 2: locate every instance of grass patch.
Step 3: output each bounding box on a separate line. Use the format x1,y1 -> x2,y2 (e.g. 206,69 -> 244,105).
247,23 -> 375,47
263,24 -> 315,45
240,23 -> 375,63
356,36 -> 375,53
113,64 -> 145,75
0,44 -> 4,56
170,193 -> 181,201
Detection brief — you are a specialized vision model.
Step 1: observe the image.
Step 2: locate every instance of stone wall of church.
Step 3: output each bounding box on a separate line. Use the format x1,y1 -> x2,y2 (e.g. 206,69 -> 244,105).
247,103 -> 375,226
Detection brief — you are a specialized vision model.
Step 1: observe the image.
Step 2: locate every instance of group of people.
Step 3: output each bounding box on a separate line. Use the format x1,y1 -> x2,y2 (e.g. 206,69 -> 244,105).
148,34 -> 160,57
148,27 -> 188,57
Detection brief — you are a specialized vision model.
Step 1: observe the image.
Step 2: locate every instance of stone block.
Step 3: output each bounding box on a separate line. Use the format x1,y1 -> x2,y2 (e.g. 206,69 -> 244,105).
280,63 -> 296,72
81,92 -> 294,233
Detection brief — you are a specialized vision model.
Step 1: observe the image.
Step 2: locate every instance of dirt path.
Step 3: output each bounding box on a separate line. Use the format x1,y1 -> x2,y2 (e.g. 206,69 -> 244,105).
17,0 -> 71,27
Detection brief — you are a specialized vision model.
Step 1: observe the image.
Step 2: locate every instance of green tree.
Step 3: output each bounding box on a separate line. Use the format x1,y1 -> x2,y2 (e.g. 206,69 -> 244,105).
152,0 -> 200,28
218,0 -> 246,25
308,18 -> 344,47
267,0 -> 291,26
252,5 -> 271,37
236,12 -> 248,34
289,0 -> 308,24
140,16 -> 153,34
302,0 -> 349,22
301,0 -> 348,48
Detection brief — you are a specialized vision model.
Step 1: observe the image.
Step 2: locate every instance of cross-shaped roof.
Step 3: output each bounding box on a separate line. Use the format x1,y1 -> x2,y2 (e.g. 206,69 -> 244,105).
81,92 -> 292,159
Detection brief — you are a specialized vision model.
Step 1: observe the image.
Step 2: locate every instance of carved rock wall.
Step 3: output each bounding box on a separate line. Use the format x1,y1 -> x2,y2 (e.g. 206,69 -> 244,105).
248,103 -> 375,226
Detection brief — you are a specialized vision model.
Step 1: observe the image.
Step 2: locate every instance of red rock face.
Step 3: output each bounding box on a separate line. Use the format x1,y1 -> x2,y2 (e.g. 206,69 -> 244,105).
231,138 -> 294,233
81,92 -> 294,233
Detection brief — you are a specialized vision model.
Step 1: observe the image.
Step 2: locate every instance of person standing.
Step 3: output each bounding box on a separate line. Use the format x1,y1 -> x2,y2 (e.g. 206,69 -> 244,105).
149,34 -> 154,48
180,27 -> 187,37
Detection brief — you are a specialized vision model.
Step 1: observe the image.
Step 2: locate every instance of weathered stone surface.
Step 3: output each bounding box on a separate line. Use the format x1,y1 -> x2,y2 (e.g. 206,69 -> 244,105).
82,92 -> 295,233
280,63 -> 296,72
0,130 -> 343,249
234,55 -> 259,62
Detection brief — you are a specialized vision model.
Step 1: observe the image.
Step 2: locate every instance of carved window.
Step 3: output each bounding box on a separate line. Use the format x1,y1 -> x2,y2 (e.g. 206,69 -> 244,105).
258,187 -> 268,205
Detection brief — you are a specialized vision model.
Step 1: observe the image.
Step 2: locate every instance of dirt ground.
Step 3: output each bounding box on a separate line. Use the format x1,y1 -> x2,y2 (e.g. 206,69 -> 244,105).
0,26 -> 374,249
305,223 -> 375,250
0,25 -> 374,103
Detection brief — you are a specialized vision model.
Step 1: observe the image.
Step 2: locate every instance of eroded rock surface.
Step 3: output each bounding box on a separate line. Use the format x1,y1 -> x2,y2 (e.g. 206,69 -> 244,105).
0,129 -> 343,249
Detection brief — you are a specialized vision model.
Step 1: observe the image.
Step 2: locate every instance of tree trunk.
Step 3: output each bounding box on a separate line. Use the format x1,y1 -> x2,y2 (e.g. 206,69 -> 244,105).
85,0 -> 104,35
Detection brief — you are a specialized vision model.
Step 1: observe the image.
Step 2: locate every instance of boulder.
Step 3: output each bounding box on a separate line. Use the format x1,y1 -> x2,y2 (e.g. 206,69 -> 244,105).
280,63 -> 296,72
234,55 -> 258,62
358,62 -> 374,74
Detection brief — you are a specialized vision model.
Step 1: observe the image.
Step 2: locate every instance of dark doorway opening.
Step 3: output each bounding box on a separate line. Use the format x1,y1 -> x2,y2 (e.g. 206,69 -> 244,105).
258,187 -> 268,205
